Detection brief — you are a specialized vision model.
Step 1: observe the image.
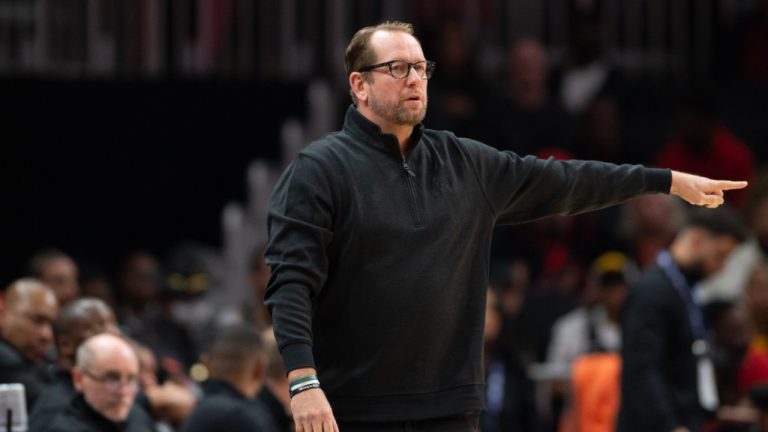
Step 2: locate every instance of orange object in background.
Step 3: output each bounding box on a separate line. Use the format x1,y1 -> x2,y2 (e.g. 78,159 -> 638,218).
568,353 -> 622,432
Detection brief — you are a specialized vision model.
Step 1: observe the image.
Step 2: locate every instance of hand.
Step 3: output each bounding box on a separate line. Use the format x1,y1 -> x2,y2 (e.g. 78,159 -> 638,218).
670,171 -> 748,208
289,368 -> 338,432
291,388 -> 338,432
144,381 -> 197,427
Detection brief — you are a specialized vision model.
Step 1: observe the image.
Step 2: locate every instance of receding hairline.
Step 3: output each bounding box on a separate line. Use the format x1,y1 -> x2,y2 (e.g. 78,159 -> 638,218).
3,278 -> 56,310
345,21 -> 417,75
76,333 -> 138,370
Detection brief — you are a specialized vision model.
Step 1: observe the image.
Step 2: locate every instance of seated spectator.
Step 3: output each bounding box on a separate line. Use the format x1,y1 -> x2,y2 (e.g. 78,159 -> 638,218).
45,333 -> 156,431
0,278 -> 58,409
180,324 -> 278,432
423,18 -> 484,138
116,250 -> 199,381
133,341 -> 197,431
549,6 -> 627,115
28,297 -> 118,432
477,37 -> 575,157
740,262 -> 768,395
257,327 -> 292,431
699,171 -> 768,304
545,251 -> 634,432
656,91 -> 754,208
547,251 -> 635,375
617,194 -> 686,269
27,248 -> 80,306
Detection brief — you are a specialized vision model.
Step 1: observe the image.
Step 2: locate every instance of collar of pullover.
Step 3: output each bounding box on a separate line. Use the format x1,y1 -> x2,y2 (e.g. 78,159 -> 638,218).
342,105 -> 425,159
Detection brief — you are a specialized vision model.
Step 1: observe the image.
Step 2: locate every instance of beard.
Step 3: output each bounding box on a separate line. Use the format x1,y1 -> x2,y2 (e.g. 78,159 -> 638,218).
368,91 -> 427,126
679,261 -> 707,286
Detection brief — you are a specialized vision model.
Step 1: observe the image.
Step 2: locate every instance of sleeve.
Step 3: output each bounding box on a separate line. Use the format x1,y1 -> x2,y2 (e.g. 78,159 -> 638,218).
458,138 -> 671,225
620,285 -> 679,431
264,154 -> 335,373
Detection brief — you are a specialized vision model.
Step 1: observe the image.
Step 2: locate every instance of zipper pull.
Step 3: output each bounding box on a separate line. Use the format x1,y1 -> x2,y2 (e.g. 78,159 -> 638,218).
403,162 -> 416,177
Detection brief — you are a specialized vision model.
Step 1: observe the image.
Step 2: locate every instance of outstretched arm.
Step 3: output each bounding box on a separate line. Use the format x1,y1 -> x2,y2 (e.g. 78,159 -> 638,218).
669,170 -> 748,208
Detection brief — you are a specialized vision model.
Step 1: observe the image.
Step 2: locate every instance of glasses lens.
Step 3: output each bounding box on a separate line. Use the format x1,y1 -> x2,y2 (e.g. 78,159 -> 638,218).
389,61 -> 409,79
424,61 -> 435,79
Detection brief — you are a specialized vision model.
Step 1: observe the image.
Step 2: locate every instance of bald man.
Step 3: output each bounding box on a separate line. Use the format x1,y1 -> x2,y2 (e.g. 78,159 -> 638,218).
28,298 -> 118,432
0,278 -> 58,408
44,333 -> 156,432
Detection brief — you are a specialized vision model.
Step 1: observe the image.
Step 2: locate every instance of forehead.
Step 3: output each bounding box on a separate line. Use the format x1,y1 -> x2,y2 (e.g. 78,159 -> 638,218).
18,291 -> 58,316
90,344 -> 140,373
369,30 -> 425,62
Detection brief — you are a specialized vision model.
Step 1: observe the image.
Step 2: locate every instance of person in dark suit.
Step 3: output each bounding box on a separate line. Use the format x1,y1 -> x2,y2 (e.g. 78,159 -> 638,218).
45,332 -> 156,432
29,297 -> 118,432
618,207 -> 750,432
180,324 -> 279,432
0,278 -> 58,409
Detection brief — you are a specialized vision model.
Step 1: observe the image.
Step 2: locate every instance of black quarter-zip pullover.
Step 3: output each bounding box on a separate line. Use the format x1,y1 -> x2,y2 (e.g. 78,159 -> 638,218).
265,105 -> 671,421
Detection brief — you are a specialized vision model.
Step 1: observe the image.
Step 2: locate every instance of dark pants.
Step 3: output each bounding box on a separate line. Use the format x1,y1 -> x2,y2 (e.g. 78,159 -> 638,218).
337,412 -> 481,432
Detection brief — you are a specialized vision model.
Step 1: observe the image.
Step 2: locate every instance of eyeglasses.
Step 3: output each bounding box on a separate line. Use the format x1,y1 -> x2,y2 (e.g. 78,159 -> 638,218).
357,60 -> 436,80
82,369 -> 139,392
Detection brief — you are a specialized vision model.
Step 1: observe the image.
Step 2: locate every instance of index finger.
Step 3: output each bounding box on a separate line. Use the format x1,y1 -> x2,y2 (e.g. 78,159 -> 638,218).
713,180 -> 748,191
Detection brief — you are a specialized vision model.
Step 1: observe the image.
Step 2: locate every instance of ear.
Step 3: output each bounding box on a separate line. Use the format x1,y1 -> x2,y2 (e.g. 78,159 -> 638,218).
349,72 -> 368,104
72,366 -> 85,391
251,356 -> 267,382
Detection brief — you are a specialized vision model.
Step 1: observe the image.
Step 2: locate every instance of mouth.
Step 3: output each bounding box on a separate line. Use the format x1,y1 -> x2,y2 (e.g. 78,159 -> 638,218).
404,94 -> 422,102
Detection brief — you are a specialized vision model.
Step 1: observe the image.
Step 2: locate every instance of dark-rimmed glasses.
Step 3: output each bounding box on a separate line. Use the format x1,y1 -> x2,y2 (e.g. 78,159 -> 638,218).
357,60 -> 436,80
82,369 -> 139,392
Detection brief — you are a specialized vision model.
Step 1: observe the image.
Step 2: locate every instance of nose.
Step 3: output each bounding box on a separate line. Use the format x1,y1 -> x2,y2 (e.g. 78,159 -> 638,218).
39,323 -> 54,346
405,65 -> 422,85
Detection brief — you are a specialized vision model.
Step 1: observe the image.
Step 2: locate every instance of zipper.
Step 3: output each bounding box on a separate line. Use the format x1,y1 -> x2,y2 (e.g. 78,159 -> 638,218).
402,159 -> 423,227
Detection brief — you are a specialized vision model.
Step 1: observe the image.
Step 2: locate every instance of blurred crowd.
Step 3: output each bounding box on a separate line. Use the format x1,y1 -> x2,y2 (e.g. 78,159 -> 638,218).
2,1 -> 768,431
0,244 -> 288,431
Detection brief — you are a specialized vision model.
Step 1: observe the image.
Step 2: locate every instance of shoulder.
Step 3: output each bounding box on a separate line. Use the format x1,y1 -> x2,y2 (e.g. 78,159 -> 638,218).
0,340 -> 24,366
186,393 -> 254,422
44,409 -> 93,432
553,307 -> 589,332
125,404 -> 158,432
300,131 -> 354,160
627,266 -> 677,307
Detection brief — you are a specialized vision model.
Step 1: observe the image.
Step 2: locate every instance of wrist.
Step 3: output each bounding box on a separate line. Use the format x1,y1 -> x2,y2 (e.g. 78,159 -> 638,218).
287,367 -> 316,381
289,373 -> 321,398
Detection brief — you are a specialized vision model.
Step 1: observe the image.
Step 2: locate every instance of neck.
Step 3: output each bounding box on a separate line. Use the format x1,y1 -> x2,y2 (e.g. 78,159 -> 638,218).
380,123 -> 413,158
227,376 -> 262,399
357,105 -> 414,158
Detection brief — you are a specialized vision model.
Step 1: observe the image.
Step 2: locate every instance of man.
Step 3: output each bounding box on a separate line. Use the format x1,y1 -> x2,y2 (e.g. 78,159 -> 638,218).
28,297 -> 118,432
618,207 -> 750,432
546,251 -> 635,432
27,248 -> 80,306
0,278 -> 58,409
547,251 -> 635,373
44,333 -> 156,432
265,21 -> 747,432
180,324 -> 278,432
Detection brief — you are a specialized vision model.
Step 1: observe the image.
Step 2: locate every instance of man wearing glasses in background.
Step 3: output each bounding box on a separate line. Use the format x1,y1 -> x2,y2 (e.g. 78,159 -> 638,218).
265,21 -> 748,432
44,333 -> 156,432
